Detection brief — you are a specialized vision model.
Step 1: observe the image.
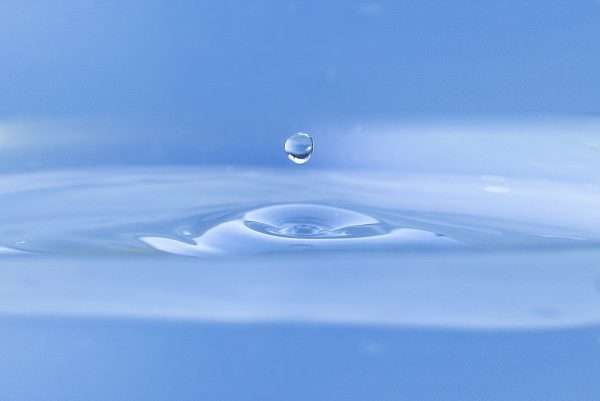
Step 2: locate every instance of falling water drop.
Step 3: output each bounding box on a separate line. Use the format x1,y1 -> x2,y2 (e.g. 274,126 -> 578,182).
284,132 -> 314,164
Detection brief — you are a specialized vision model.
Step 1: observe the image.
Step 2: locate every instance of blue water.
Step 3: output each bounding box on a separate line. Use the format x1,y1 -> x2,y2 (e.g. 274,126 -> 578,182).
1,121 -> 600,399
2,1 -> 600,399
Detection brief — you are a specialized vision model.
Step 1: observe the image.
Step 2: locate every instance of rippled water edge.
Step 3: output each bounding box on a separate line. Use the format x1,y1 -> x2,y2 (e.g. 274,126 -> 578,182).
1,167 -> 599,257
1,167 -> 599,329
2,248 -> 600,330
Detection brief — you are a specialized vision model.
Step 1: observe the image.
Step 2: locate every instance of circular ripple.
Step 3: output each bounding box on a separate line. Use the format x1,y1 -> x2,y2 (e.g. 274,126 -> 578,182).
141,203 -> 459,256
243,204 -> 387,239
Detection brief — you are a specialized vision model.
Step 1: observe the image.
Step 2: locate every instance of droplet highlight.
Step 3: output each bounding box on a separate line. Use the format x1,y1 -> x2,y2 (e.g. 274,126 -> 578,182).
284,132 -> 314,164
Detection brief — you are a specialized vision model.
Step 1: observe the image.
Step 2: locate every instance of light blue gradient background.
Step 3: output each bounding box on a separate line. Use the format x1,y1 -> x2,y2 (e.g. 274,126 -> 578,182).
1,0 -> 600,171
2,0 -> 600,118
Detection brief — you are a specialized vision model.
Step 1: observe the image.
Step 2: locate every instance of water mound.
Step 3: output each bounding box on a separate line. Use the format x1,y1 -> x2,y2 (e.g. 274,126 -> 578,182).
243,204 -> 384,239
141,203 -> 458,256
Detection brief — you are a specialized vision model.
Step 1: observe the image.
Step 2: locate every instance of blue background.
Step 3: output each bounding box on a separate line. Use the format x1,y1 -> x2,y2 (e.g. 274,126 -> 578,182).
1,0 -> 600,170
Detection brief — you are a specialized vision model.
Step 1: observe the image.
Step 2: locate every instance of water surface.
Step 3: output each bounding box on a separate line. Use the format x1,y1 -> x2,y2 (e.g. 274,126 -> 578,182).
1,121 -> 600,400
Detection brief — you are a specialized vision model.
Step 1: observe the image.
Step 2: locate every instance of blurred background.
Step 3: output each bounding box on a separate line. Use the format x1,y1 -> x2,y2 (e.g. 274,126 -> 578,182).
1,0 -> 600,171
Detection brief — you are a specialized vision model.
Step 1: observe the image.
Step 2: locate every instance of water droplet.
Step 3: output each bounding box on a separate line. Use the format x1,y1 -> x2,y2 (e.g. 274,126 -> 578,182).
284,132 -> 314,164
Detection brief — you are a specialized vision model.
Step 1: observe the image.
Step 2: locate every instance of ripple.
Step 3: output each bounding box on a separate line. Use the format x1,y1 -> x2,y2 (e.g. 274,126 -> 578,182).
0,245 -> 27,255
2,168 -> 600,328
1,168 -> 598,258
141,203 -> 459,256
244,204 -> 384,239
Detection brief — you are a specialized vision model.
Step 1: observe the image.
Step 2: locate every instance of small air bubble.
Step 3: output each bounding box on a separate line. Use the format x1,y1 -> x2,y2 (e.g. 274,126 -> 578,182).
284,132 -> 314,164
